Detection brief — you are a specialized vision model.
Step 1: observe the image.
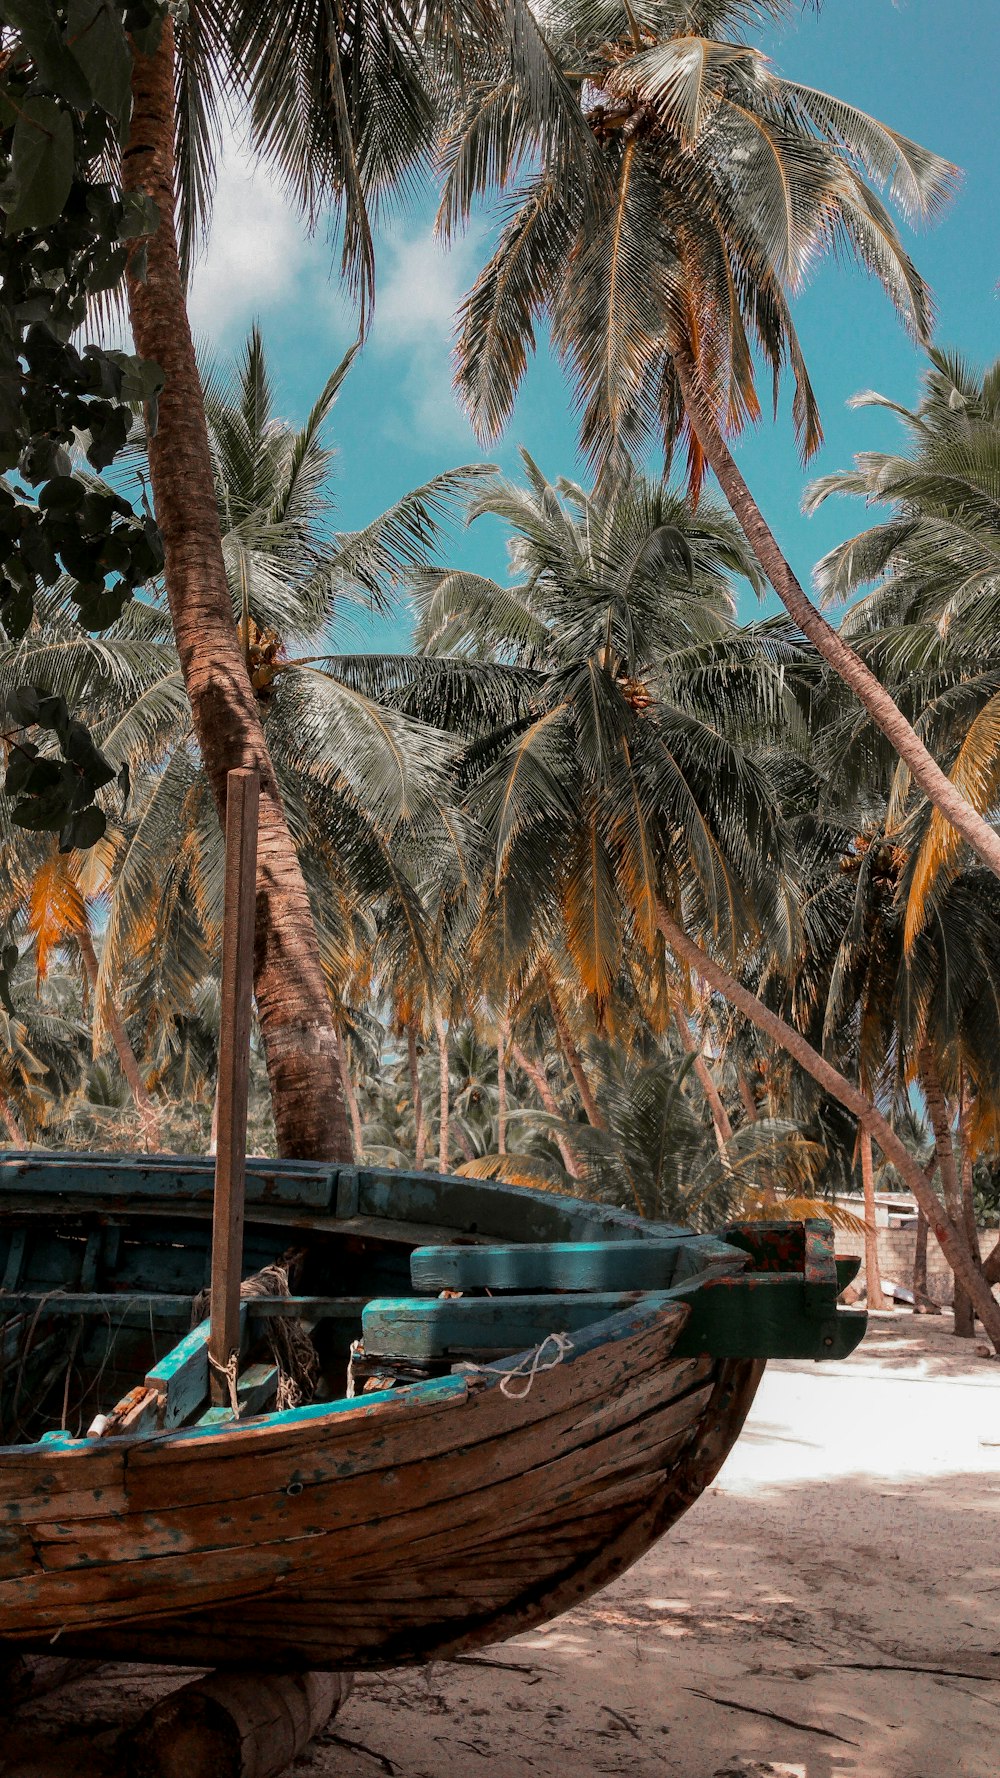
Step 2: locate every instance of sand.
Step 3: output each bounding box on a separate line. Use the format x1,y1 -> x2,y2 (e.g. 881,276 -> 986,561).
4,1311 -> 998,1778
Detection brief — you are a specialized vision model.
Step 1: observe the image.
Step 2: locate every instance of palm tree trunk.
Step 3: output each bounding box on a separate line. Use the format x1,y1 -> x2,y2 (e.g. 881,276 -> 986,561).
859,1127 -> 887,1310
123,20 -> 352,1164
673,1007 -> 732,1150
541,961 -> 606,1131
912,1207 -> 930,1301
336,1034 -> 363,1162
654,904 -> 1000,1349
738,1070 -> 759,1125
434,1010 -> 450,1172
78,925 -> 161,1152
453,1121 -> 475,1164
511,1041 -> 585,1181
407,1023 -> 426,1169
919,1049 -> 976,1337
673,342 -> 1000,886
958,1086 -> 982,1261
0,1091 -> 25,1146
497,1012 -> 508,1155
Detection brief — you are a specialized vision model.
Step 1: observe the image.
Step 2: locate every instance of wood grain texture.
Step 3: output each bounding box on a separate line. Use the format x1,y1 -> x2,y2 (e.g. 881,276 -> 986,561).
211,769 -> 259,1402
0,1302 -> 713,1666
123,1670 -> 352,1778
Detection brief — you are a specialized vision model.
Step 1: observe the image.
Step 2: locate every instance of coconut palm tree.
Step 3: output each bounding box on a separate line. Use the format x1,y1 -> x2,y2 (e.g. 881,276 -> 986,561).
349,456 -> 1000,1341
112,0 -> 568,1160
1,330 -> 484,1157
807,349 -> 1000,944
442,0 -> 1000,888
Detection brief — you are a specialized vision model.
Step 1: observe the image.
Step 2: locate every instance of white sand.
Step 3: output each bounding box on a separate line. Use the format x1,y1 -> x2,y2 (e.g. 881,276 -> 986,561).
6,1312 -> 999,1778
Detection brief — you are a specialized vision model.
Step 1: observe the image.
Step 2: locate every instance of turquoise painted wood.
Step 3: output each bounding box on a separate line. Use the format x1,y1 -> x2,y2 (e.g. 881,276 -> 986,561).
145,1307 -> 249,1431
363,1292 -> 646,1359
138,1371 -> 471,1443
836,1255 -> 862,1291
408,1237 -> 745,1295
0,1292 -> 197,1327
670,1274 -> 866,1361
196,1362 -> 279,1427
0,1153 -> 338,1212
356,1167 -> 676,1245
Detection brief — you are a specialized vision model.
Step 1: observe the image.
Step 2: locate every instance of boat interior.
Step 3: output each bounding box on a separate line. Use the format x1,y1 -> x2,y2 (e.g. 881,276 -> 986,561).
0,1153 -> 863,1448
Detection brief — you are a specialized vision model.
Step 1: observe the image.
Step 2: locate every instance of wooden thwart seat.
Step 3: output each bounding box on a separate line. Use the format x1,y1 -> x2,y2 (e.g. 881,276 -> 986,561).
409,1236 -> 746,1295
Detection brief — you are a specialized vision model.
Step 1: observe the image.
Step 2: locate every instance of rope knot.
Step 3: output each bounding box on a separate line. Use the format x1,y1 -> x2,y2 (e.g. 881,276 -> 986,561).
497,1330 -> 574,1400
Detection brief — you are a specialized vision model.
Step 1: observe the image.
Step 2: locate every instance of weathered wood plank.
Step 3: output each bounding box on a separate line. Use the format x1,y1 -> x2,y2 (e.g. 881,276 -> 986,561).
356,1167 -> 672,1243
27,1350 -> 707,1585
1,1226 -> 27,1291
362,1291 -> 648,1359
210,768 -> 259,1406
670,1273 -> 866,1360
145,1308 -> 249,1431
0,1156 -> 338,1211
121,1669 -> 352,1778
197,1363 -> 279,1427
409,1237 -> 743,1294
20,1373 -> 709,1619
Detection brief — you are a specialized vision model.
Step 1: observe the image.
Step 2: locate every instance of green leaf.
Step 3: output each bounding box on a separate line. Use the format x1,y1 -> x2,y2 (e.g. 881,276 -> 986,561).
38,475 -> 85,512
4,98 -> 75,235
66,0 -> 132,125
12,780 -> 76,830
3,0 -> 93,111
59,802 -> 107,851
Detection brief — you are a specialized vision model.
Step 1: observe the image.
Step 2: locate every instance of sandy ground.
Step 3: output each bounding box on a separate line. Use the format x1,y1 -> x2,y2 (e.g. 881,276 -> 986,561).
4,1311 -> 998,1778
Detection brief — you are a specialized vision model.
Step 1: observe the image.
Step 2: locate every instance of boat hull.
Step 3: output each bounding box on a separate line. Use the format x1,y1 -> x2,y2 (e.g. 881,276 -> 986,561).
0,1299 -> 761,1671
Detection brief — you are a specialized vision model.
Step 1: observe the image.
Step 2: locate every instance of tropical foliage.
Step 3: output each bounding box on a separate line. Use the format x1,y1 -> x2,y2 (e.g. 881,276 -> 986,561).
1,3 -> 999,1342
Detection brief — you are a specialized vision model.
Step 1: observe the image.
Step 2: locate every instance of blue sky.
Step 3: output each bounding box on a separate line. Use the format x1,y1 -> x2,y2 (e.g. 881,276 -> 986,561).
188,0 -> 1000,649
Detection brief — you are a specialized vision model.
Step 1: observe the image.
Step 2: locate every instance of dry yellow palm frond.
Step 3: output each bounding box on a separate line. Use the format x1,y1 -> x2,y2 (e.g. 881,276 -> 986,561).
27,849 -> 86,988
454,1153 -> 572,1193
73,837 -> 115,903
734,1189 -> 867,1237
905,690 -> 1000,950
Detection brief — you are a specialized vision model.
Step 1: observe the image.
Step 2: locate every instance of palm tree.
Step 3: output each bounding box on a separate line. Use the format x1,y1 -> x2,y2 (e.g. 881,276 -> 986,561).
806,348 -> 1000,1306
442,0 -> 1000,887
357,457 -> 1000,1342
807,349 -> 1000,943
111,0 -> 528,1159
1,330 -> 483,1157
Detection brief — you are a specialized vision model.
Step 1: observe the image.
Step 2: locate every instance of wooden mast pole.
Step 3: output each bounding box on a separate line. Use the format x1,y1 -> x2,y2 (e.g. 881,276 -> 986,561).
209,768 -> 259,1406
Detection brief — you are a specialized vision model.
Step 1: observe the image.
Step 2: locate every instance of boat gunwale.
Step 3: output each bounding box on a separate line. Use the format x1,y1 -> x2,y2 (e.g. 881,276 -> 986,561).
0,1291 -> 694,1463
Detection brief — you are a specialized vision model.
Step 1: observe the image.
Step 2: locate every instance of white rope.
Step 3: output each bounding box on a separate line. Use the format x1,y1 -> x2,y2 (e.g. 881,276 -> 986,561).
208,1350 -> 242,1419
460,1330 -> 574,1400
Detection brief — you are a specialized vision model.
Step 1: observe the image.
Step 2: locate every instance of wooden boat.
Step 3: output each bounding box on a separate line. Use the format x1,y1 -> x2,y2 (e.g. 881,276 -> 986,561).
0,1148 -> 864,1673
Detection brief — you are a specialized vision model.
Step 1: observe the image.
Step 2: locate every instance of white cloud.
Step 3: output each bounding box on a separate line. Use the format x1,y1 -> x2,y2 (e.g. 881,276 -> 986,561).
375,231 -> 473,344
372,227 -> 484,448
187,147 -> 326,340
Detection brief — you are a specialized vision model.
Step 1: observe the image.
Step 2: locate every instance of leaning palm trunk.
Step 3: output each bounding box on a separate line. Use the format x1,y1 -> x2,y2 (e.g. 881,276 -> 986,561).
0,1092 -> 25,1146
434,1009 -> 450,1172
672,343 -> 1000,887
654,905 -> 1000,1350
541,962 -> 606,1131
335,1034 -> 363,1161
673,1008 -> 732,1152
511,1041 -> 585,1182
919,1048 -> 977,1337
407,1024 -> 426,1169
78,925 -> 160,1152
497,1012 -> 508,1155
859,1128 -> 887,1311
123,22 -> 351,1162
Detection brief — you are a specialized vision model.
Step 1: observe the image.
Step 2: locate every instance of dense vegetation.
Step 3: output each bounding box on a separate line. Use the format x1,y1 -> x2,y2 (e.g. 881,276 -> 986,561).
1,2 -> 998,1344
